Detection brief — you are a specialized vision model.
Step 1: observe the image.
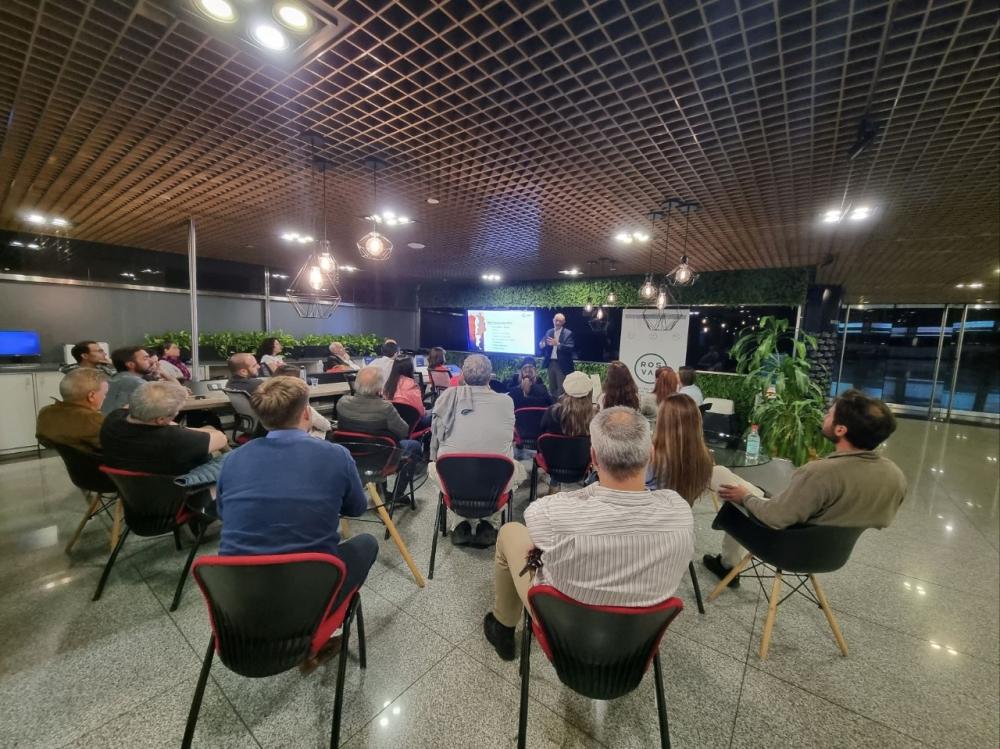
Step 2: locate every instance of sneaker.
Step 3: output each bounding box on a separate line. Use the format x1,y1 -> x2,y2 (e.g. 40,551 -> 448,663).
451,520 -> 474,546
483,612 -> 516,661
703,554 -> 740,588
470,521 -> 498,548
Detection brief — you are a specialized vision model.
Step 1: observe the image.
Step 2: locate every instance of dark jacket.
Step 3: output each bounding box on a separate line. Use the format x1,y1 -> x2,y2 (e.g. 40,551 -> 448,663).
508,382 -> 552,410
335,394 -> 410,441
540,327 -> 575,372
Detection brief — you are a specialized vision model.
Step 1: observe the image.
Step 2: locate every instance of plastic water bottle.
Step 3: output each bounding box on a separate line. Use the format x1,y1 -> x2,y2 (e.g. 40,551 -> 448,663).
299,367 -> 307,381
745,424 -> 761,459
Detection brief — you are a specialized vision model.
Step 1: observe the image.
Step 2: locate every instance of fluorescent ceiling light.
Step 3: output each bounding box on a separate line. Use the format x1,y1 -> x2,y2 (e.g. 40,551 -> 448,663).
822,209 -> 841,223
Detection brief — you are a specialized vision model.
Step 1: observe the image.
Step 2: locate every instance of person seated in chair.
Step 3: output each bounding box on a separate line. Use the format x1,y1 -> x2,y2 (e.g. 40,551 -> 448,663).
100,381 -> 228,475
216,376 -> 376,668
430,354 -> 526,548
324,341 -> 359,373
272,366 -> 332,437
335,366 -> 422,460
678,366 -> 704,405
483,407 -> 695,660
36,368 -> 109,454
383,355 -> 431,430
369,339 -> 399,382
703,389 -> 907,587
102,346 -> 155,414
507,358 -> 552,410
60,340 -> 116,376
226,353 -> 266,394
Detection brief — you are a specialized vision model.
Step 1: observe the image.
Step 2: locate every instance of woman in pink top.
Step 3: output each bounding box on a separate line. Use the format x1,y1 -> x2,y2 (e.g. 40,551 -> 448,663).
384,356 -> 431,429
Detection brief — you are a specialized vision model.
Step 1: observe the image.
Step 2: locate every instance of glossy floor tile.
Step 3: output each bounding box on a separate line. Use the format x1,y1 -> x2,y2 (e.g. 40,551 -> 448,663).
0,417 -> 997,748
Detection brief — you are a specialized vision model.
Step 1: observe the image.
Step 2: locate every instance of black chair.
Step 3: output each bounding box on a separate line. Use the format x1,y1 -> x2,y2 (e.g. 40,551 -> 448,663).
428,453 -> 515,579
223,388 -> 260,444
513,407 -> 547,451
702,411 -> 741,448
93,467 -> 210,611
44,440 -> 122,553
518,586 -> 683,749
318,370 -> 357,394
706,501 -> 865,659
331,431 -> 416,525
488,377 -> 508,393
427,368 -> 451,404
392,402 -> 431,442
528,434 -> 591,502
183,553 -> 366,749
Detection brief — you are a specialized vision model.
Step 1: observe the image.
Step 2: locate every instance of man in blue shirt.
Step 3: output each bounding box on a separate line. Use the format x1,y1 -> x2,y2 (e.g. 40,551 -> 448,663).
216,376 -> 377,656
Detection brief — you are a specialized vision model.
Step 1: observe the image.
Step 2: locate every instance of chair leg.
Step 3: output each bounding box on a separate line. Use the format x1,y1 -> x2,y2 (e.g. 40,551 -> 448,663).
759,570 -> 783,660
330,601 -> 355,749
355,596 -> 367,669
706,553 -> 752,602
181,635 -> 216,749
93,527 -> 130,601
653,652 -> 672,749
171,523 -> 206,612
428,494 -> 444,580
65,494 -> 103,554
382,483 -> 394,541
528,461 -> 538,504
172,527 -> 182,551
110,498 -> 123,553
811,575 -> 849,656
517,611 -> 533,749
688,561 -> 705,615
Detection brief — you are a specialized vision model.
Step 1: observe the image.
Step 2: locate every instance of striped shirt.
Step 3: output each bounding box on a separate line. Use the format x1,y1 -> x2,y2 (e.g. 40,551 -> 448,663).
524,483 -> 694,607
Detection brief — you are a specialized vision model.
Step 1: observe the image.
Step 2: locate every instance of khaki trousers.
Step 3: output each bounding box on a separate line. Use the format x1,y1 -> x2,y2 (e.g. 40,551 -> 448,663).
492,522 -> 536,628
711,465 -> 765,568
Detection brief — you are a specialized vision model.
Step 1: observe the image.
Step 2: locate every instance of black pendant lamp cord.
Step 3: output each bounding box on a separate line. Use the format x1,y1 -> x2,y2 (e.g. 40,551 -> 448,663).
681,203 -> 691,259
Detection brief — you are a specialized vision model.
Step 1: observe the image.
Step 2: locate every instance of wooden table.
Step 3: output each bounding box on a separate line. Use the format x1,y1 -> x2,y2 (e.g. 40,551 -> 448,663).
179,381 -> 351,412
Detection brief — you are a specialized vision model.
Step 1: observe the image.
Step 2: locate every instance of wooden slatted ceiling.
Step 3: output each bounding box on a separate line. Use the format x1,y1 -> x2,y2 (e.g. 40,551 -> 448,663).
0,0 -> 997,302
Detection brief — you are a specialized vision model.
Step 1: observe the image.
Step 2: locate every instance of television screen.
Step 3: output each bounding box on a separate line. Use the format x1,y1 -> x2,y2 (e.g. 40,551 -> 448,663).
466,309 -> 536,355
0,330 -> 41,356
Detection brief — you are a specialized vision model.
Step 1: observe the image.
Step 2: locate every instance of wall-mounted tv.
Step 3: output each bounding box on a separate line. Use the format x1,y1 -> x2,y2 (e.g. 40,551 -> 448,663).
0,330 -> 41,357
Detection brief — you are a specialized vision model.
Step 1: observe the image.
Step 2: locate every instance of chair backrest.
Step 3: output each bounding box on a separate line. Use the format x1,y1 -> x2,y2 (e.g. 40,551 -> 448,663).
99,466 -> 191,536
224,388 -> 261,433
192,553 -> 347,677
428,368 -> 451,391
330,431 -> 400,479
702,411 -> 740,448
49,442 -> 117,494
514,407 -> 547,448
537,434 -> 592,483
703,397 -> 734,415
435,453 -> 515,518
711,501 -> 866,573
393,402 -> 421,433
528,586 -> 683,700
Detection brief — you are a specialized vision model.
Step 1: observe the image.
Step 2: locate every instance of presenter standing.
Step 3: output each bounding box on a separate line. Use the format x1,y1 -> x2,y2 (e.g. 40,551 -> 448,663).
539,312 -> 575,397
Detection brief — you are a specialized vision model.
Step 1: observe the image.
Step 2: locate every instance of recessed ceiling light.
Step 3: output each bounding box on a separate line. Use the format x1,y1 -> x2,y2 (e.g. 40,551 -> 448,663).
26,213 -> 46,224
849,206 -> 871,221
9,241 -> 23,247
481,273 -> 502,282
559,268 -> 582,276
341,265 -> 358,272
27,243 -> 40,250
275,3 -> 311,31
955,283 -> 965,288
252,23 -> 288,50
968,282 -> 983,289
50,217 -> 69,227
822,209 -> 842,223
407,242 -> 425,249
196,0 -> 236,23
426,197 -> 440,204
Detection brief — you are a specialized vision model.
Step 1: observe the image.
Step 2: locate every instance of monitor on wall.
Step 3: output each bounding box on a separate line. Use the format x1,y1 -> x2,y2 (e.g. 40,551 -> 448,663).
0,330 -> 42,358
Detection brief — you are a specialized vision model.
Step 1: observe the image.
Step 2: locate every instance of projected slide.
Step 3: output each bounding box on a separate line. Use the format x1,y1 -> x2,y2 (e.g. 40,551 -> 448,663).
467,309 -> 536,355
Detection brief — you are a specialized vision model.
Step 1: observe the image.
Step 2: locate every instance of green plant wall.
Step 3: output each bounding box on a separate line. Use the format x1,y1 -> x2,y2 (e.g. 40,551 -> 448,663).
419,267 -> 812,309
144,331 -> 383,359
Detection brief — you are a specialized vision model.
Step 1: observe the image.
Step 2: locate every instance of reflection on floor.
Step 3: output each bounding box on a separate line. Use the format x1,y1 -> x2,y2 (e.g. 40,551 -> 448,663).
1,418 -> 997,748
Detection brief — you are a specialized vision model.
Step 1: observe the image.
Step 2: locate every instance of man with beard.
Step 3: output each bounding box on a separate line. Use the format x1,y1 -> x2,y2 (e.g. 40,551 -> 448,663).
703,389 -> 906,585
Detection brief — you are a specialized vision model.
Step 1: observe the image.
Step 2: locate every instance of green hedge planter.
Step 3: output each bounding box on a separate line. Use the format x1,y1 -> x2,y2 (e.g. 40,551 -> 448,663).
144,330 -> 382,360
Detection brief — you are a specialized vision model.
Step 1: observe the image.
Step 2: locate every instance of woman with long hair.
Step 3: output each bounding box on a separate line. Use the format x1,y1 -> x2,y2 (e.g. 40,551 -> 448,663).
652,366 -> 681,404
538,371 -> 594,494
255,337 -> 284,376
650,393 -> 714,505
384,355 -> 430,427
600,360 -> 640,411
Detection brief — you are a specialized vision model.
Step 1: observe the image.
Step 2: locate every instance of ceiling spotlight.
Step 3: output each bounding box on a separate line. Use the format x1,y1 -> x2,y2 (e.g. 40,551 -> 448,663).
614,232 -> 630,243
50,217 -> 69,227
481,273 -> 502,282
968,282 -> 983,289
559,268 -> 581,276
252,23 -> 288,50
196,0 -> 236,23
427,197 -> 440,204
614,230 -> 649,243
584,301 -> 593,313
275,2 -> 311,31
26,213 -> 46,224
341,265 -> 358,273
407,242 -> 425,249
955,283 -> 965,288
633,231 -> 649,242
849,206 -> 871,221
27,242 -> 41,249
640,274 -> 656,299
9,241 -> 24,247
822,209 -> 842,223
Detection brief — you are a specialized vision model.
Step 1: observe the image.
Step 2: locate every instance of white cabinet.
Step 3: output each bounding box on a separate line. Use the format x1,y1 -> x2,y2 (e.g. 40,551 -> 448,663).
0,374 -> 40,452
33,371 -> 63,414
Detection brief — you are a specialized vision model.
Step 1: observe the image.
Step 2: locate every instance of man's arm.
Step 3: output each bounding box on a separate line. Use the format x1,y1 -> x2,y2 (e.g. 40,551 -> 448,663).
189,426 -> 228,453
560,329 -> 575,351
719,464 -> 831,529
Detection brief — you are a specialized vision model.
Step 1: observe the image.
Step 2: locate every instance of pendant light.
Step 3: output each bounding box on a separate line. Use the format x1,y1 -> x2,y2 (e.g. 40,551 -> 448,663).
666,201 -> 700,287
316,159 -> 337,275
286,154 -> 341,318
358,157 -> 393,261
639,209 -> 664,299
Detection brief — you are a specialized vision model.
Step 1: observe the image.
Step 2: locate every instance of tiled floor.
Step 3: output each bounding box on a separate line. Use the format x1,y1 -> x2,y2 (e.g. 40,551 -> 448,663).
1,417 -> 997,748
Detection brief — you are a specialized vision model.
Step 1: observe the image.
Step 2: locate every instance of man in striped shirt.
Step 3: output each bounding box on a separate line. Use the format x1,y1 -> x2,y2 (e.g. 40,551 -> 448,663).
484,406 -> 695,661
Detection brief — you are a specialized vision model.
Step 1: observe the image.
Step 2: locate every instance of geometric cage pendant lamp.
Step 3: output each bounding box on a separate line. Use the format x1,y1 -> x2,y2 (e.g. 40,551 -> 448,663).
357,157 -> 393,261
665,201 -> 700,287
287,158 -> 341,318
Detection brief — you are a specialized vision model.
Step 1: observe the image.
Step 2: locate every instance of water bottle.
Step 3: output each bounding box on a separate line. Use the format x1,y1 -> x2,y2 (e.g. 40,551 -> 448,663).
299,367 -> 307,381
745,424 -> 761,459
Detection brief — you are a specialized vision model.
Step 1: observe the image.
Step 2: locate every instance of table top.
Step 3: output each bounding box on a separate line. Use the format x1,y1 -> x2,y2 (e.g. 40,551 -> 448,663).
710,446 -> 772,469
180,381 -> 351,411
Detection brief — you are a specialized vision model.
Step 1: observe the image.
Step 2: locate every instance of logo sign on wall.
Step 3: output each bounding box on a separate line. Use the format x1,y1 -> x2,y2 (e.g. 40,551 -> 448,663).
618,308 -> 690,392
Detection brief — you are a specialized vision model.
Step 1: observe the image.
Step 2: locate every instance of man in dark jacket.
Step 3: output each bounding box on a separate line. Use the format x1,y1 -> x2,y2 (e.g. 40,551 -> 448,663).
539,312 -> 575,397
335,367 -> 421,458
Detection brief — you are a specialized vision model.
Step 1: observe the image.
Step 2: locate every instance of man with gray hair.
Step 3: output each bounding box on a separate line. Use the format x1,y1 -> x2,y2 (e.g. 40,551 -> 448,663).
430,354 -> 525,547
324,341 -> 358,373
334,366 -> 421,458
36,368 -> 110,454
483,406 -> 694,661
100,381 -> 227,475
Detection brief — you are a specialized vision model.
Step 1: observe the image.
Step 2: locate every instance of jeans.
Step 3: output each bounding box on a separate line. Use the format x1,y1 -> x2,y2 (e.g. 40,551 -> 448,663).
416,412 -> 433,430
313,533 -> 379,647
399,439 -> 422,460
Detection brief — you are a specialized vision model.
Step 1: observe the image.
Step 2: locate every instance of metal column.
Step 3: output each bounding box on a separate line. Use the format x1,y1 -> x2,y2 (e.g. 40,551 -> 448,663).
926,305 -> 950,420
263,266 -> 272,330
945,304 -> 968,421
187,219 -> 200,380
833,304 -> 851,395
793,304 -> 803,343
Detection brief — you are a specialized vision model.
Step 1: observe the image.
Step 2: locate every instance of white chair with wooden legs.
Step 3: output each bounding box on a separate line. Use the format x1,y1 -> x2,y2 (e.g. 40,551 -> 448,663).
43,441 -> 122,553
706,502 -> 864,660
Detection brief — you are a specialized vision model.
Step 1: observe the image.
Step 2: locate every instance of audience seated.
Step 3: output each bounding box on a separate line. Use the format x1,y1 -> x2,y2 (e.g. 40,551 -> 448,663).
102,346 -> 154,414
324,342 -> 359,373
36,369 -> 109,454
60,340 -> 115,376
216,376 -> 376,663
383,356 -> 431,429
255,337 -> 285,376
226,354 -> 266,393
100,381 -> 227,475
538,372 -> 593,436
597,360 -> 640,410
155,340 -> 191,383
272,366 -> 332,436
649,394 -> 714,504
507,358 -> 552,410
335,367 -> 421,459
483,407 -> 695,660
678,366 -> 704,405
641,365 -> 681,420
426,346 -> 448,374
369,339 -> 399,382
429,354 -> 524,547
704,389 -> 907,585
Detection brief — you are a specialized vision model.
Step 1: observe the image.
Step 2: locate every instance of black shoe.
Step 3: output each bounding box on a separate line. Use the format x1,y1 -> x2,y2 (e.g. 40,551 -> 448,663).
470,521 -> 497,548
703,554 -> 740,588
483,612 -> 516,661
451,520 -> 474,546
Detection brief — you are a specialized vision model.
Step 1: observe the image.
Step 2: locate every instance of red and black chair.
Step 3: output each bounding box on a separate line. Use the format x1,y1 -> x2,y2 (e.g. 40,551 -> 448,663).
331,430 -> 417,523
518,586 -> 683,749
93,467 -> 210,611
528,434 -> 592,503
223,388 -> 260,444
513,407 -> 547,451
393,402 -> 432,442
427,367 -> 452,405
182,553 -> 366,749
428,453 -> 515,579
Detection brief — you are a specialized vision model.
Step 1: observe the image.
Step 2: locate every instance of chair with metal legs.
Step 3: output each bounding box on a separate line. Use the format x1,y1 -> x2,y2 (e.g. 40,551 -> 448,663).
42,440 -> 121,553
